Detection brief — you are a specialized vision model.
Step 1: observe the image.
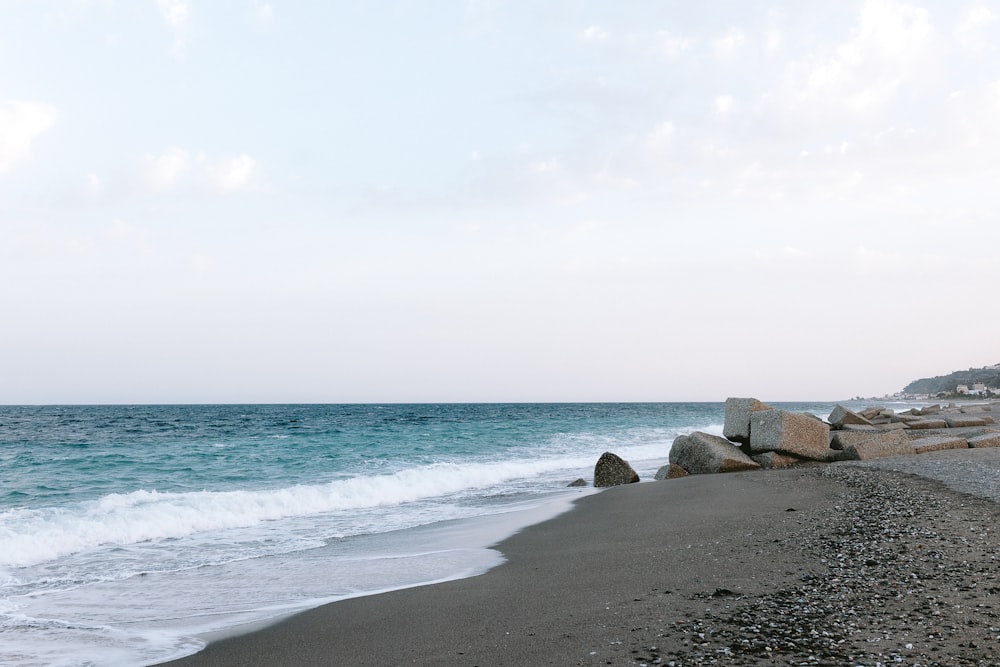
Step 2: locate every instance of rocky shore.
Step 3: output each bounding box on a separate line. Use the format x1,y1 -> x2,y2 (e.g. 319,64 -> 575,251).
591,399 -> 999,487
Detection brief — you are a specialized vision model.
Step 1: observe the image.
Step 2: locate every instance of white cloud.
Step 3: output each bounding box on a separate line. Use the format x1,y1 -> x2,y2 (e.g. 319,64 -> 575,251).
250,2 -> 273,26
581,25 -> 609,43
139,148 -> 258,194
0,101 -> 57,173
157,0 -> 189,28
713,28 -> 746,58
772,0 -> 940,121
646,120 -> 675,147
142,146 -> 190,191
954,6 -> 997,53
655,30 -> 692,60
156,0 -> 190,56
211,153 -> 257,194
714,95 -> 734,116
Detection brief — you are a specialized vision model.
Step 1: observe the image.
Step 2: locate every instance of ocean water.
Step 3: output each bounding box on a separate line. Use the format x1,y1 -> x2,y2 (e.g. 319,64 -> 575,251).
0,401 -> 845,666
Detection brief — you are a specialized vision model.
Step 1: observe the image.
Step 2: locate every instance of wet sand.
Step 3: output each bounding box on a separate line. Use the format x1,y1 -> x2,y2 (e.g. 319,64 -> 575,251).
159,458 -> 1000,666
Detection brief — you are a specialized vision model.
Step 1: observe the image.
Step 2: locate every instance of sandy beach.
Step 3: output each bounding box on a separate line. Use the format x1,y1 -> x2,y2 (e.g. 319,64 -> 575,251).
159,450 -> 1000,666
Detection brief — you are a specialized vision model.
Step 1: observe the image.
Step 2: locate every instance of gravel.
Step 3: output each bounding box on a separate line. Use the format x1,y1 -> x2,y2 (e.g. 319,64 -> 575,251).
623,465 -> 1000,666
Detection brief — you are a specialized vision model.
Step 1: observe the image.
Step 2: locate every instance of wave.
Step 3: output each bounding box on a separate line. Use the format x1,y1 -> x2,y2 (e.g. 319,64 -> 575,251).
0,420 -> 720,570
0,455 -> 625,569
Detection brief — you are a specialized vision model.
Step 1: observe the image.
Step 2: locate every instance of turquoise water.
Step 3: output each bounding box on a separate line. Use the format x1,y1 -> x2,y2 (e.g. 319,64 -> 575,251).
0,402 -> 843,666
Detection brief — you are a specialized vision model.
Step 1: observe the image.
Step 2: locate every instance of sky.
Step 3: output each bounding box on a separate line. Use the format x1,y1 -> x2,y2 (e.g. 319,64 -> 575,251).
1,0 -> 998,404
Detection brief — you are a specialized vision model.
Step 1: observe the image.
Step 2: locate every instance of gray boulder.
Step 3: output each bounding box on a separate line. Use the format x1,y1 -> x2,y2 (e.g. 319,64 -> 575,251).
968,433 -> 1000,448
749,409 -> 832,461
943,416 -> 989,428
669,431 -> 760,474
912,436 -> 968,454
751,451 -> 805,469
834,430 -> 914,461
593,452 -> 640,487
654,463 -> 689,480
829,404 -> 874,430
906,419 -> 948,430
723,397 -> 773,444
567,478 -> 588,487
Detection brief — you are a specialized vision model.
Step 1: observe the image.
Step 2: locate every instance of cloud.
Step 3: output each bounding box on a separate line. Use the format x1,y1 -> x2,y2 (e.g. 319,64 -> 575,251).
156,0 -> 190,56
714,95 -> 734,116
138,147 -> 259,195
581,25 -> 609,43
156,0 -> 189,28
142,146 -> 190,191
250,2 -> 273,26
770,0 -> 939,121
210,153 -> 257,194
713,28 -> 746,58
646,120 -> 675,146
954,6 -> 997,53
0,101 -> 57,173
654,30 -> 693,60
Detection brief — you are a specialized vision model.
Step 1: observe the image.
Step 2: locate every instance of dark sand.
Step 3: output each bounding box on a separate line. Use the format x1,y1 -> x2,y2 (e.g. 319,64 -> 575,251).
160,461 -> 1000,666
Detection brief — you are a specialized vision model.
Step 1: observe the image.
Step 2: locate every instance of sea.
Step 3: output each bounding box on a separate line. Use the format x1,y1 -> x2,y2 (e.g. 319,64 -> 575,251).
0,401 -> 865,666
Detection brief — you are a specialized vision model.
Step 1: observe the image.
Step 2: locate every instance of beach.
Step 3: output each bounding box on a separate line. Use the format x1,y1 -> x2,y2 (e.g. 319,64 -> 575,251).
159,450 -> 1000,666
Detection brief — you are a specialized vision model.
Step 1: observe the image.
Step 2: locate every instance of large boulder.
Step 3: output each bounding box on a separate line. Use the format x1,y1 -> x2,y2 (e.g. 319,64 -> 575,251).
833,430 -> 914,461
593,452 -> 640,487
943,416 -> 989,428
749,410 -> 832,461
654,463 -> 689,480
828,404 -> 874,429
751,451 -> 805,469
911,436 -> 968,454
904,418 -> 947,430
723,397 -> 773,444
968,433 -> 1000,448
669,431 -> 760,474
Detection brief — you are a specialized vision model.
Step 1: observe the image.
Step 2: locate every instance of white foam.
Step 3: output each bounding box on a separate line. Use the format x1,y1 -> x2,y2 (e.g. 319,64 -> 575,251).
0,439 -> 677,570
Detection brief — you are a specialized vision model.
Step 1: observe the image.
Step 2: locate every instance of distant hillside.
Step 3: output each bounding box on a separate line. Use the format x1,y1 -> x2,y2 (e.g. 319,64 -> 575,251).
903,364 -> 1000,395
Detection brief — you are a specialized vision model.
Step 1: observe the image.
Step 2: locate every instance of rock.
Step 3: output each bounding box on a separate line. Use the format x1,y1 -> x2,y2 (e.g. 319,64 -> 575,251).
567,478 -> 588,487
834,430 -> 914,461
751,451 -> 805,469
874,422 -> 910,431
748,410 -> 833,461
943,416 -> 988,428
723,397 -> 773,444
916,404 -> 941,416
892,414 -> 923,423
593,452 -> 640,487
968,433 -> 1000,448
841,422 -> 908,432
829,404 -> 874,430
906,418 -> 948,429
654,463 -> 689,480
668,431 -> 760,474
985,416 -> 997,424
911,436 -> 968,454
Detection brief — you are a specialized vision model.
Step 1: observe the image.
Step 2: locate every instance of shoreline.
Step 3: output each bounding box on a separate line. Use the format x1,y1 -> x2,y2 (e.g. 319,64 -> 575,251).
156,453 -> 1000,666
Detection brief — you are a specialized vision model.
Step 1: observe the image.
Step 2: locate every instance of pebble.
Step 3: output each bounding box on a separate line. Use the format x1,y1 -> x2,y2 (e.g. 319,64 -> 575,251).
624,466 -> 1000,666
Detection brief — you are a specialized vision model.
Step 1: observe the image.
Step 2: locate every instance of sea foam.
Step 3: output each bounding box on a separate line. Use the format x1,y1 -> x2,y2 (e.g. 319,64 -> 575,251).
1,448 -> 659,569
